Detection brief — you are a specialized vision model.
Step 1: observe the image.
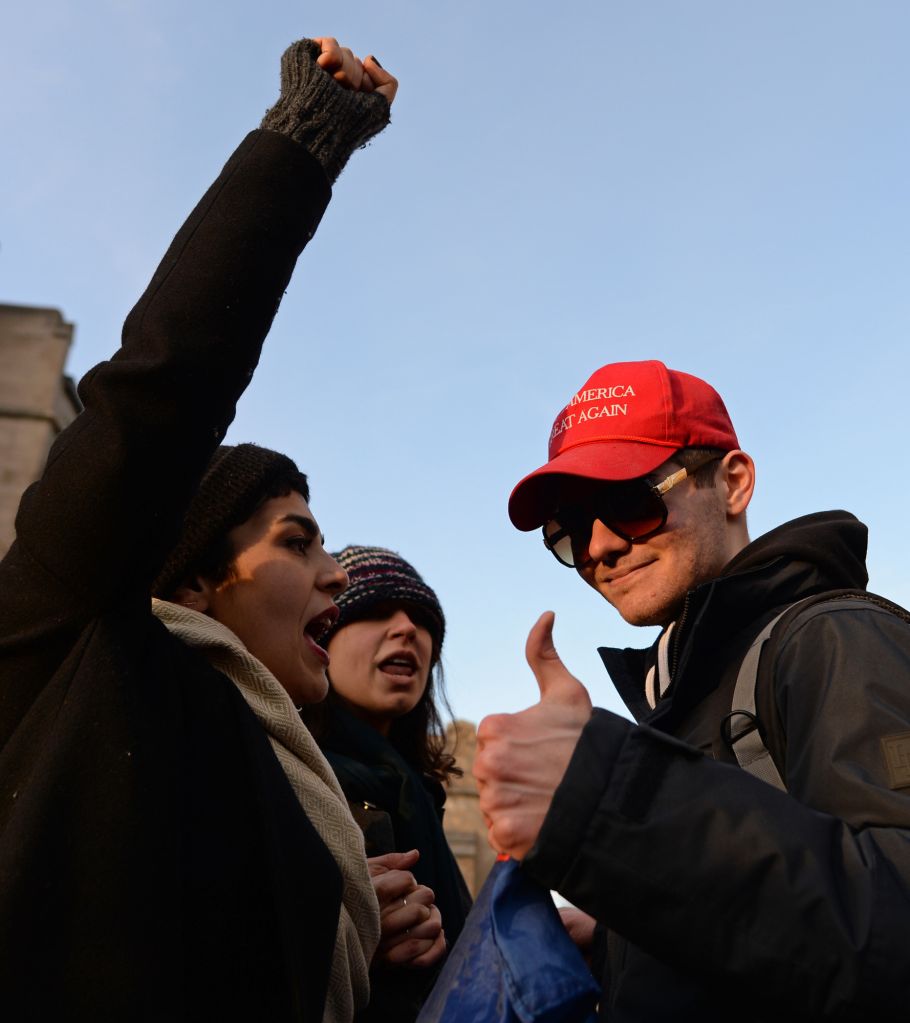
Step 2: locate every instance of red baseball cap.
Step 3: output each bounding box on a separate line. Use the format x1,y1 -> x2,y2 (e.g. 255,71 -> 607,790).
508,360 -> 739,530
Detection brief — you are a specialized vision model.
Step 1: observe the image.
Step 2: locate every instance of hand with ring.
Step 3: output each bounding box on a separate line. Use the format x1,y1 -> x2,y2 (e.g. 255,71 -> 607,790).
367,850 -> 447,968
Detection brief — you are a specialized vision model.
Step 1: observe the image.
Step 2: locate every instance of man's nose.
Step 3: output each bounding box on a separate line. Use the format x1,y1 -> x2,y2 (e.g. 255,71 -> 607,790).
586,518 -> 633,562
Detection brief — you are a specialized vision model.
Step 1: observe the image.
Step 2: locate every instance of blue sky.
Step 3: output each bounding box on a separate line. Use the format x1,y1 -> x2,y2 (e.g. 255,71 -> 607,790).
4,2 -> 909,724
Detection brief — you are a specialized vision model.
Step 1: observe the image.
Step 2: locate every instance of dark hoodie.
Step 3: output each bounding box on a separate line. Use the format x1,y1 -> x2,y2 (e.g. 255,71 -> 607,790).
523,512 -> 910,1021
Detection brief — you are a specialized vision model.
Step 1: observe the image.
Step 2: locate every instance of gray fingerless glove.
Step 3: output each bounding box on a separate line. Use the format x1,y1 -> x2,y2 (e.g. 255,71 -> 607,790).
260,39 -> 391,184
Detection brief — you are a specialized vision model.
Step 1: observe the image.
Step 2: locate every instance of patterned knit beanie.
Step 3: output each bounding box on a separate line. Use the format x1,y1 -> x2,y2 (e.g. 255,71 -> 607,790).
327,546 -> 445,661
152,443 -> 307,599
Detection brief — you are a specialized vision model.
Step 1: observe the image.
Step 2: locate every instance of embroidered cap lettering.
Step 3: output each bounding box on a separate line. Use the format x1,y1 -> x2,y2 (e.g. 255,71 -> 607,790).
509,359 -> 740,531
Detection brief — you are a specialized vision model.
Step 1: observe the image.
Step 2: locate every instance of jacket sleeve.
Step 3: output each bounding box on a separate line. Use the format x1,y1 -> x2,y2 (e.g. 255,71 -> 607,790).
523,604 -> 910,1020
0,129 -> 330,738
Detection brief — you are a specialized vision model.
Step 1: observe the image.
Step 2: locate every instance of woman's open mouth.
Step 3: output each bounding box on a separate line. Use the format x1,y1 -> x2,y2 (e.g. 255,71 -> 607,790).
303,606 -> 340,663
378,650 -> 418,679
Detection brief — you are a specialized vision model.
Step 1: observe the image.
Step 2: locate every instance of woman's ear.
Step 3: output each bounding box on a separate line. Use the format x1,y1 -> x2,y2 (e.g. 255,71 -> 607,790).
171,576 -> 213,613
721,450 -> 756,519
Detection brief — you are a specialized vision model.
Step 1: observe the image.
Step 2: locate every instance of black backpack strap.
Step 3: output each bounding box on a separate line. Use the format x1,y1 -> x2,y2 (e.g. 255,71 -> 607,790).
723,590 -> 910,791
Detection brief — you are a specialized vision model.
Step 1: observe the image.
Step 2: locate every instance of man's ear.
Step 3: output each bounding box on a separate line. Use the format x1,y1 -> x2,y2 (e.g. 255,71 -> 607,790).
720,450 -> 755,519
171,576 -> 215,613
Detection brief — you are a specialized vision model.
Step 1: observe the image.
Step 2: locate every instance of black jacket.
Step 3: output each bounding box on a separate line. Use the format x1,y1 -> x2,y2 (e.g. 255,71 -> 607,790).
319,706 -> 472,1023
0,131 -> 341,1020
320,706 -> 472,941
523,511 -> 910,1021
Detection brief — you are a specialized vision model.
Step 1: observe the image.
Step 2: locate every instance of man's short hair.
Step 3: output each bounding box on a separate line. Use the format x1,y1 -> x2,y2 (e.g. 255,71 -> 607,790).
670,447 -> 728,489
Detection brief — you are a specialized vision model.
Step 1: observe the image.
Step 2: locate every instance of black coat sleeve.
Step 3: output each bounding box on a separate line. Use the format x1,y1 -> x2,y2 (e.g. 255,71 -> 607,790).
523,605 -> 910,1020
0,129 -> 330,744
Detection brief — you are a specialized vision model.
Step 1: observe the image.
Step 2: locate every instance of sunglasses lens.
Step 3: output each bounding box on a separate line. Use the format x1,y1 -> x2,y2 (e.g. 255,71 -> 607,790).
603,484 -> 667,539
543,519 -> 579,567
543,482 -> 670,566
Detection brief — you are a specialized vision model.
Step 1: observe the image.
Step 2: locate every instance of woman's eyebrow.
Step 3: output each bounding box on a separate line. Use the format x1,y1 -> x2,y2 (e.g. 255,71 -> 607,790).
279,513 -> 319,538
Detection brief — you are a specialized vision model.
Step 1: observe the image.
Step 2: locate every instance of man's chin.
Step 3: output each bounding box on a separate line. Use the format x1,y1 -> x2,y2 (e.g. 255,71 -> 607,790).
604,592 -> 678,629
622,608 -> 674,628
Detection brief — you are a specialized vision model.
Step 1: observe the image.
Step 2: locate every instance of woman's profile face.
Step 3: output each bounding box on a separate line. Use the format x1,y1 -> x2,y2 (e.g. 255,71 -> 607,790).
176,492 -> 347,706
326,601 -> 434,735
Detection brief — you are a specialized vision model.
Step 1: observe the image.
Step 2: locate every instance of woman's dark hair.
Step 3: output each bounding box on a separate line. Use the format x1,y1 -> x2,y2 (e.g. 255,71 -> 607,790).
153,443 -> 308,599
179,470 -> 309,591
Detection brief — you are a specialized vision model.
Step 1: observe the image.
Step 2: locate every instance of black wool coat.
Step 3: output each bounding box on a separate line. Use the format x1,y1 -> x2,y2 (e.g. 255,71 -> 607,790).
524,511 -> 910,1021
0,131 -> 342,1021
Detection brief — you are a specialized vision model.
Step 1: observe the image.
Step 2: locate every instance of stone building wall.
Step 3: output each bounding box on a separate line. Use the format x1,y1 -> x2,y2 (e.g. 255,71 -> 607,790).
0,304 -> 81,557
443,718 -> 498,896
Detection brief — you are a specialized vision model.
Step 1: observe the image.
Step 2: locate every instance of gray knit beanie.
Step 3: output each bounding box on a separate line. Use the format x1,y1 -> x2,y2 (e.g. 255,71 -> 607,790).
326,546 -> 445,661
152,443 -> 306,599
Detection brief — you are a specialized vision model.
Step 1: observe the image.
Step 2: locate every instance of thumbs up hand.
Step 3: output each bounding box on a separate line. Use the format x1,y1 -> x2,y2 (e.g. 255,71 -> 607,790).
526,611 -> 594,712
474,613 -> 593,861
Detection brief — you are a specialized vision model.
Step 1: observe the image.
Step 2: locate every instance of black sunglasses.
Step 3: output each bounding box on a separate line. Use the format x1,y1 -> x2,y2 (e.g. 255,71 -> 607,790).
542,454 -> 721,568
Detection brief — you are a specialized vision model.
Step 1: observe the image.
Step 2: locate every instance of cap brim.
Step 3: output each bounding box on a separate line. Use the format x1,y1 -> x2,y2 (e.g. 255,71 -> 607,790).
508,441 -> 678,531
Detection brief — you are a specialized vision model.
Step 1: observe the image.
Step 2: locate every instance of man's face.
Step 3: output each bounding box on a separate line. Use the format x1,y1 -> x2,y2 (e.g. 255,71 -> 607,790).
201,492 -> 348,705
562,458 -> 735,627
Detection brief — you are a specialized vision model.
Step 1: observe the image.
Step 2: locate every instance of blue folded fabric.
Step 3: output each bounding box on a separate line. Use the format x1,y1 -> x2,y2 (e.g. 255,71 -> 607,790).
418,858 -> 600,1023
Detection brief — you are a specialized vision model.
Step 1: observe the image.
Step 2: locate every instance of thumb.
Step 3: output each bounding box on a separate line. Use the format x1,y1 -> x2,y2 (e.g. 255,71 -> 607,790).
363,55 -> 398,106
526,612 -> 593,711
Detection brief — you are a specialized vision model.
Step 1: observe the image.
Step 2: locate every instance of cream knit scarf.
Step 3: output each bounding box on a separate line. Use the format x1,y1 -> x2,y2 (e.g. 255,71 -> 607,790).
152,599 -> 380,1023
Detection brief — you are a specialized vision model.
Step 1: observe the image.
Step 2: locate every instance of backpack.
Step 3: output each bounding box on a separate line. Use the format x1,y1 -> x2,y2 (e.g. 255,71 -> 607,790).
723,589 -> 910,791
